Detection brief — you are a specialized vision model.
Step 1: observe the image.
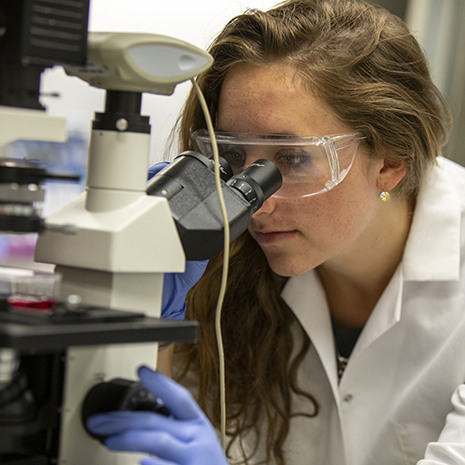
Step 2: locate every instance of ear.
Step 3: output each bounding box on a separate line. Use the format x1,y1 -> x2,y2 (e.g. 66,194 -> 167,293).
376,158 -> 407,192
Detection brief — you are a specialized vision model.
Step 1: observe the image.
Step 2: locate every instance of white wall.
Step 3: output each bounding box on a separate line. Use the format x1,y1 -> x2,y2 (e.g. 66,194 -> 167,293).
406,0 -> 465,165
40,0 -> 278,165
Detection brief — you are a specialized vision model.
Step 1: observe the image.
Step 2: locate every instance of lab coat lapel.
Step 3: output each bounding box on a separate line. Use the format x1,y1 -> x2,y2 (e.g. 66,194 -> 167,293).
282,272 -> 340,401
352,266 -> 403,356
402,157 -> 461,282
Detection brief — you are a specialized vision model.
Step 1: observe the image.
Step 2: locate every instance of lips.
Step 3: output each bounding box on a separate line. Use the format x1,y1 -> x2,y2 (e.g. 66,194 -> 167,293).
252,229 -> 298,244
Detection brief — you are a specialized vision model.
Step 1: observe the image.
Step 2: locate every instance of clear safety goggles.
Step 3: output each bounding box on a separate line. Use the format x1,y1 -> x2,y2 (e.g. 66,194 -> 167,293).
191,130 -> 366,199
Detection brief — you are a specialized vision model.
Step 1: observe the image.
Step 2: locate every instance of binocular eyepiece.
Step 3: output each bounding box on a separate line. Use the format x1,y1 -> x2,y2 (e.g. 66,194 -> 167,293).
146,151 -> 282,260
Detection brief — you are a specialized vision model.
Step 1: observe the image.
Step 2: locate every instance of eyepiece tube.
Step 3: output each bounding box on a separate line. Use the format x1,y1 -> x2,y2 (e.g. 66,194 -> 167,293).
146,153 -> 282,259
227,159 -> 282,212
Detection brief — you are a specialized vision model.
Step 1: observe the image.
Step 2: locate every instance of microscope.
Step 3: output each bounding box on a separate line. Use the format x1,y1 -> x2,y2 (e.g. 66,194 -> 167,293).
0,1 -> 282,464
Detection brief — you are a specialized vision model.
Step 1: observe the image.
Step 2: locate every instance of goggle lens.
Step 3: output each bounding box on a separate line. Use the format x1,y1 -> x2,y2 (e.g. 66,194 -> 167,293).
191,130 -> 364,198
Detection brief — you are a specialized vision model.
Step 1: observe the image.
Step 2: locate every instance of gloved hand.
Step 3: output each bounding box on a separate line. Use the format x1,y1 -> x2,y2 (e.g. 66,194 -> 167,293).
86,366 -> 229,465
148,162 -> 208,320
161,260 -> 208,319
147,161 -> 169,180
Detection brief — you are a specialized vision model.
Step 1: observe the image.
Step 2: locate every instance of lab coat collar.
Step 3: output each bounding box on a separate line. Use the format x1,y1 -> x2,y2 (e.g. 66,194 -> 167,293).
281,266 -> 405,399
402,157 -> 461,282
282,272 -> 340,400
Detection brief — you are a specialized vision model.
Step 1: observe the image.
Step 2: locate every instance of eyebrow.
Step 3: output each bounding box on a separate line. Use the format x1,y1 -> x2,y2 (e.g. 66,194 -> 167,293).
215,128 -> 300,137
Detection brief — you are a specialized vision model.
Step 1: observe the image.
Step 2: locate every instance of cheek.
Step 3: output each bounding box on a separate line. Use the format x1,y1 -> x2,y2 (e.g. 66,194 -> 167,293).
296,194 -> 365,251
261,180 -> 379,275
306,172 -> 380,242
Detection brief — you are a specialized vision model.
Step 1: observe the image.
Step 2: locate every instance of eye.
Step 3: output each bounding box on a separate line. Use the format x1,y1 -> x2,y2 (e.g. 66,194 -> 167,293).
274,150 -> 312,175
278,153 -> 308,166
220,146 -> 246,173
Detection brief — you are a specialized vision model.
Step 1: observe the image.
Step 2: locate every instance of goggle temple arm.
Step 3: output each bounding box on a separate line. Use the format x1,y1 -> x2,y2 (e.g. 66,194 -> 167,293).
322,137 -> 341,190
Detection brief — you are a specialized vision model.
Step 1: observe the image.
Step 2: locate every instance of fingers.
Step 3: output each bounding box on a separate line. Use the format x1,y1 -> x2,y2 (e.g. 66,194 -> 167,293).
87,412 -> 195,441
104,430 -> 189,464
86,368 -> 217,464
140,458 -> 177,465
138,366 -> 205,421
87,411 -> 181,438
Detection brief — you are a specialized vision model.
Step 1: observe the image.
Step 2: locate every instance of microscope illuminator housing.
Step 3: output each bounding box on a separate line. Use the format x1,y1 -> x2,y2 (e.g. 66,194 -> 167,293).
65,32 -> 214,95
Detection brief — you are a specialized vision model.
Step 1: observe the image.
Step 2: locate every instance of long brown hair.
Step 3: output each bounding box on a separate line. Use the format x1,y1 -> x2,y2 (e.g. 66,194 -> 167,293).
173,1 -> 451,463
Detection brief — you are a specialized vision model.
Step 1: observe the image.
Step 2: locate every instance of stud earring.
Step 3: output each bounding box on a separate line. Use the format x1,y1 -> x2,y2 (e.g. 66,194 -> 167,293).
379,186 -> 390,202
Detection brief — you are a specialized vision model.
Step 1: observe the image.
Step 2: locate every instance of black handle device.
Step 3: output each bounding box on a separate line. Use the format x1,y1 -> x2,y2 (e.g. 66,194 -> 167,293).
82,378 -> 171,442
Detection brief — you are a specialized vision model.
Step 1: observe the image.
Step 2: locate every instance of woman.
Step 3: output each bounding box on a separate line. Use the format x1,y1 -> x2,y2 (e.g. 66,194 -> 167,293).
87,1 -> 465,464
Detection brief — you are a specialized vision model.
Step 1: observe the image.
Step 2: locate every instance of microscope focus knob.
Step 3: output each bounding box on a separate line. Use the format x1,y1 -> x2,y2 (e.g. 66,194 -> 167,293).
81,378 -> 170,441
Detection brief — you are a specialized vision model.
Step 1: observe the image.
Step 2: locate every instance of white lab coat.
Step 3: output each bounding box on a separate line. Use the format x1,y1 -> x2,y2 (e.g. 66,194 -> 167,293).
229,156 -> 465,465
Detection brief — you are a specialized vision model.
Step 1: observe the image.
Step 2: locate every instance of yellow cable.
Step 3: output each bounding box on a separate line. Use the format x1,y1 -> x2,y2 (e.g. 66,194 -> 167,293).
192,78 -> 229,450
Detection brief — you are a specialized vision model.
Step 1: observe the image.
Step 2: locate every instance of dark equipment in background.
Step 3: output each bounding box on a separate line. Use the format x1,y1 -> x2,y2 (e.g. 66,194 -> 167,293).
0,0 -> 88,234
0,0 -> 89,110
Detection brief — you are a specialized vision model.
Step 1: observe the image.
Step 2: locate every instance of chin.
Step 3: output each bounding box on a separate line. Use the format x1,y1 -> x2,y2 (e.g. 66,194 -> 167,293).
267,255 -> 314,277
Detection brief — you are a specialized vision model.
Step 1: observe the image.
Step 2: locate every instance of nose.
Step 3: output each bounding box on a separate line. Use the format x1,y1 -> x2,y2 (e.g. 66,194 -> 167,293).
253,193 -> 278,217
244,148 -> 271,170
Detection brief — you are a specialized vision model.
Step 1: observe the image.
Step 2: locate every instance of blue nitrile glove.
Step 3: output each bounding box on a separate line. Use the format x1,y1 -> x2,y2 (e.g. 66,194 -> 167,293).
148,162 -> 208,320
86,366 -> 229,465
148,161 -> 169,180
161,260 -> 207,320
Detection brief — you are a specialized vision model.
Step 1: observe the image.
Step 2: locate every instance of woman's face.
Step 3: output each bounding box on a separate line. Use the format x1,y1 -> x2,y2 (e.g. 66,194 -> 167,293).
217,63 -> 386,277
